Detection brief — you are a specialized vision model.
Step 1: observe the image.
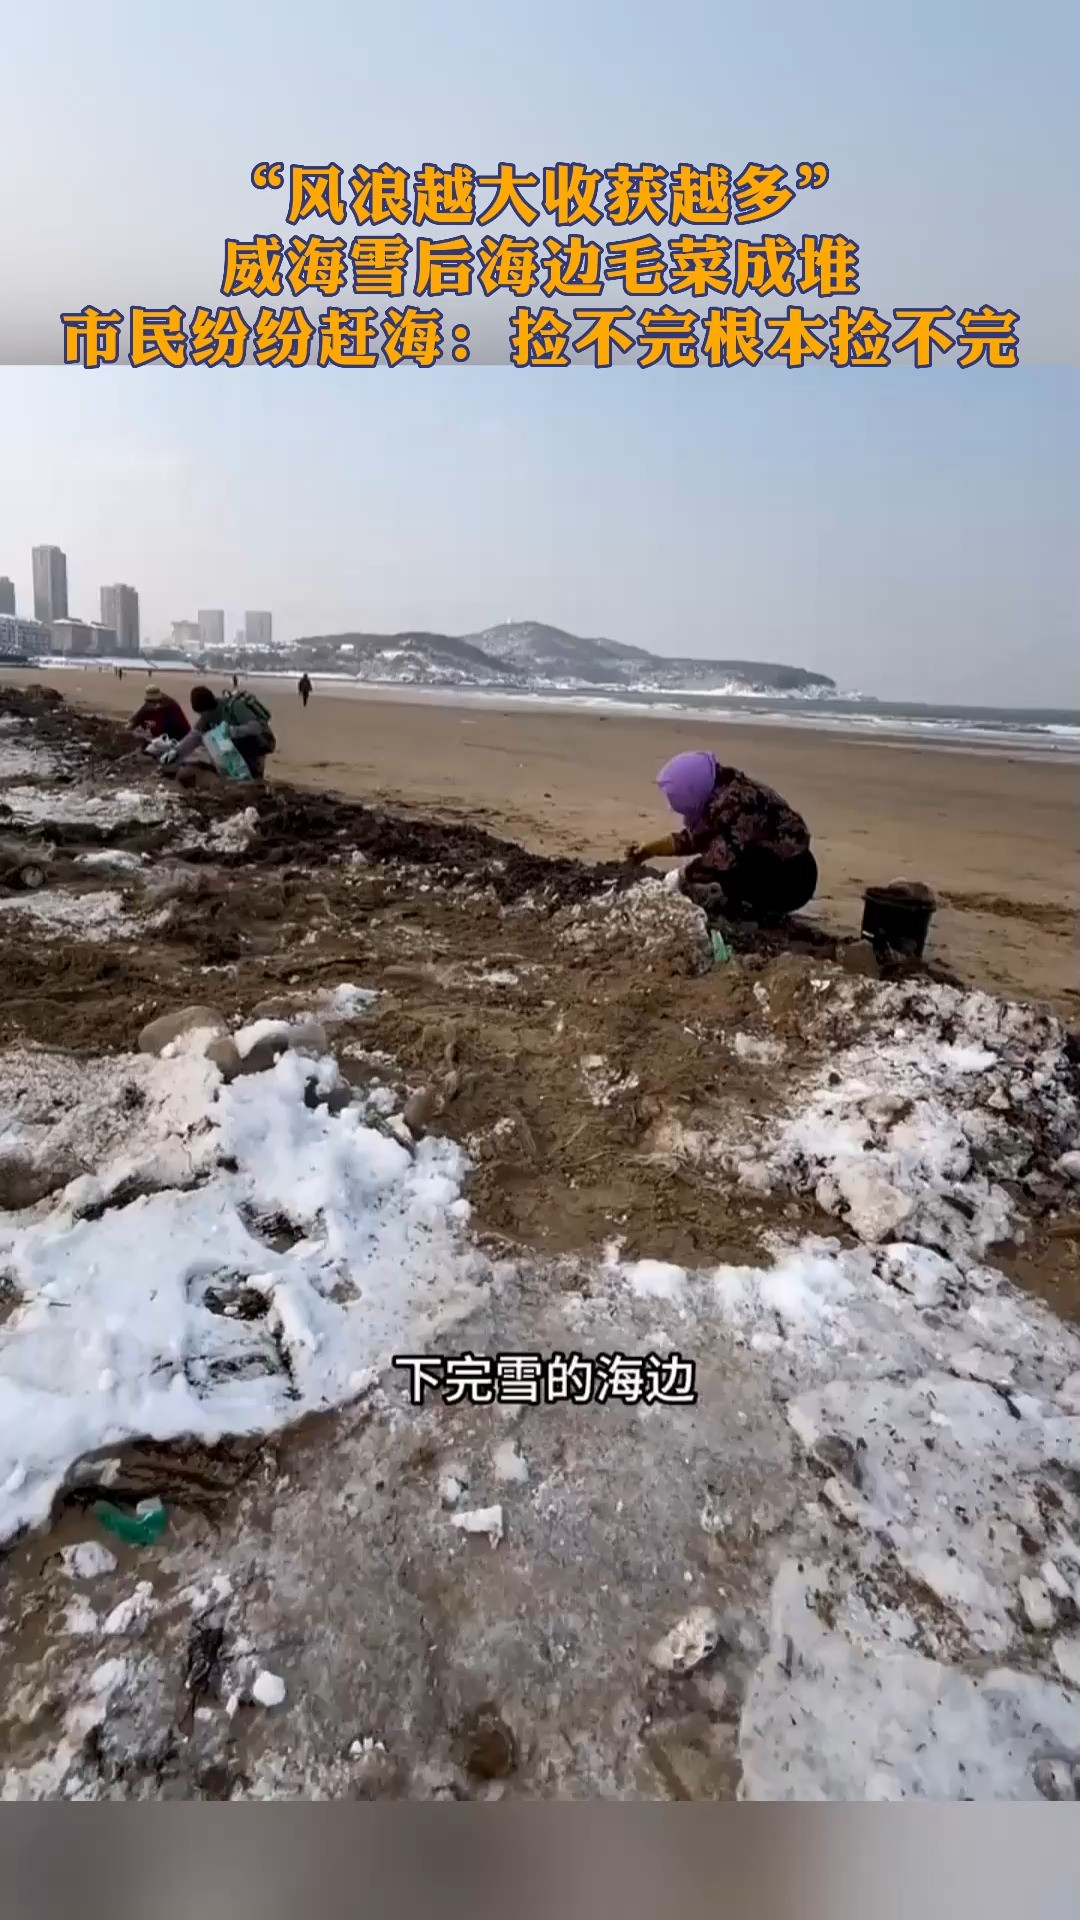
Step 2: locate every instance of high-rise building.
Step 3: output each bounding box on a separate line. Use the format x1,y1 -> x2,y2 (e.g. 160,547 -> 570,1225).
100,583 -> 140,657
245,610 -> 272,648
170,619 -> 201,651
32,545 -> 68,628
198,608 -> 225,650
0,577 -> 15,615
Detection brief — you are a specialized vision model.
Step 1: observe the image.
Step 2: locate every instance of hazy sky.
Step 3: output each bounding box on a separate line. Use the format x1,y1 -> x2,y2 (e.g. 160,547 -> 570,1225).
0,0 -> 1075,704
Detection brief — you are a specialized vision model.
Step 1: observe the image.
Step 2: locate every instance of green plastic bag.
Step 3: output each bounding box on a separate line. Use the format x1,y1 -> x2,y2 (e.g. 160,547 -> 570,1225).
93,1497 -> 168,1546
710,930 -> 732,966
204,723 -> 252,782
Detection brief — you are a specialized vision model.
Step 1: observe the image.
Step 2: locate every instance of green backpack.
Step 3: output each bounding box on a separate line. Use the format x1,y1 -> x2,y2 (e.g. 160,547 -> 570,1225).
223,692 -> 275,748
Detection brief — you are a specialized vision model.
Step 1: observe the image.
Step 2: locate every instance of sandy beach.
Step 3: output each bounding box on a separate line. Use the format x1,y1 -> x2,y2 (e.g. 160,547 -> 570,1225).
12,666 -> 1079,1012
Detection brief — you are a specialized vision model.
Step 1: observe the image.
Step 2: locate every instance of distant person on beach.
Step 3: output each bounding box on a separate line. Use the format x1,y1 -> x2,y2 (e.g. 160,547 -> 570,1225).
128,686 -> 189,744
298,673 -> 312,708
626,750 -> 817,921
232,673 -> 239,689
160,686 -> 277,780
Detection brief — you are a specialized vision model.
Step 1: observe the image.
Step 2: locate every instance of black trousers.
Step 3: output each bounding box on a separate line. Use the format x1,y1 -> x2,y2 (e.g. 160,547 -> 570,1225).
686,847 -> 818,921
232,731 -> 267,780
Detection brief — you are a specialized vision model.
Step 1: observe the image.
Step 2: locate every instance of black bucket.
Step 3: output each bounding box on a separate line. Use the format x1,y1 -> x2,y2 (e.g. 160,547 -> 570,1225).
861,883 -> 935,958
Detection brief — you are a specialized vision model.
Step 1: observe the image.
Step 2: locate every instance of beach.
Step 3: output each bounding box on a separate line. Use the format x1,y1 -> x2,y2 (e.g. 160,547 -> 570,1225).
21,666 -> 1079,1012
2,678 -> 1079,1801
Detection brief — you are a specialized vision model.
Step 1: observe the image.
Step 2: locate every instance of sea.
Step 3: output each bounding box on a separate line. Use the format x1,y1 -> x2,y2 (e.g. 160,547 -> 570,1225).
29,656 -> 1080,761
450,686 -> 1080,759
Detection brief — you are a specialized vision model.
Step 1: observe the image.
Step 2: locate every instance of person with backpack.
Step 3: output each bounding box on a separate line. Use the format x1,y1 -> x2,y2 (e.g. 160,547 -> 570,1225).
160,685 -> 277,780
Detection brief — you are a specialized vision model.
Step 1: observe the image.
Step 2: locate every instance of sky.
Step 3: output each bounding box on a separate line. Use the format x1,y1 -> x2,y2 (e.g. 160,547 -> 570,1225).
0,0 -> 1075,705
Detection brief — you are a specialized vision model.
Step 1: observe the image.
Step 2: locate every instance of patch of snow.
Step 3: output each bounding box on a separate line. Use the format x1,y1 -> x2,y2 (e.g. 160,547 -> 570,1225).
579,1055 -> 640,1107
0,741 -> 58,779
451,1504 -> 503,1544
556,879 -> 711,973
89,1657 -> 129,1697
728,1032 -> 787,1065
624,1258 -> 687,1302
1058,1374 -> 1080,1415
0,889 -> 141,942
73,850 -> 147,873
721,977 -> 1075,1261
176,807 -> 260,855
648,1606 -> 722,1674
951,1347 -> 1016,1386
1053,1637 -> 1080,1688
0,1045 -> 219,1221
232,1017 -> 323,1059
1018,1577 -> 1056,1631
318,983 -> 379,1021
740,1561 -> 1080,1800
62,1599 -> 100,1636
707,1219 -> 1080,1791
0,785 -> 170,827
252,1669 -> 287,1708
210,806 -> 260,853
102,1582 -> 155,1635
0,1046 -> 484,1543
492,1438 -> 528,1483
59,1541 -> 117,1581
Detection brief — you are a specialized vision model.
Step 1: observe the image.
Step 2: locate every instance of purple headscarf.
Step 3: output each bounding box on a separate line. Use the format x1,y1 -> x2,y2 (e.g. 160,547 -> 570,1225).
656,751 -> 717,825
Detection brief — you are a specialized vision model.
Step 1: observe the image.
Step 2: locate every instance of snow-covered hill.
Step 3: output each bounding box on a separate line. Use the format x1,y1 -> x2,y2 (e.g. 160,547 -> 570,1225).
200,619 -> 837,695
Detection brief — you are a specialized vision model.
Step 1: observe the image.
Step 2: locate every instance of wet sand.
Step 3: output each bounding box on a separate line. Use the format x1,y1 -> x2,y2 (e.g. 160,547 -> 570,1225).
16,666 -> 1080,1011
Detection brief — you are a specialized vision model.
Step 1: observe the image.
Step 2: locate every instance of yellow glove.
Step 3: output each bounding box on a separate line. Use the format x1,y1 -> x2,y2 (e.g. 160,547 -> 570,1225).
626,835 -> 678,864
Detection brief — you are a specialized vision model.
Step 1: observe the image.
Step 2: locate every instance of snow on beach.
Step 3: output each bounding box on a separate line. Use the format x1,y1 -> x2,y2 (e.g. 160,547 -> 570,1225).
0,833 -> 1079,1797
0,888 -> 143,941
711,1228 -> 1080,1796
0,1037 -> 484,1544
0,784 -> 170,828
620,971 -> 1080,1797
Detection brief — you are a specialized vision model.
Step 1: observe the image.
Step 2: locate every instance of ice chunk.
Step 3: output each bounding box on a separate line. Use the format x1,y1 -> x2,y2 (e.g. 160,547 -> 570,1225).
451,1505 -> 504,1544
648,1606 -> 723,1675
252,1669 -> 286,1708
59,1541 -> 117,1581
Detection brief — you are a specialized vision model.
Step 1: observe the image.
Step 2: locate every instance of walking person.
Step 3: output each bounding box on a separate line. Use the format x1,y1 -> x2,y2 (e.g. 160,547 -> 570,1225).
298,673 -> 312,709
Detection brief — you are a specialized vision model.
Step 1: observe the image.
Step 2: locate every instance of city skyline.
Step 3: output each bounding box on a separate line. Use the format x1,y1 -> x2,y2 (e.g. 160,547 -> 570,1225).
1,360 -> 1074,704
0,0 -> 1075,703
1,540 -> 270,656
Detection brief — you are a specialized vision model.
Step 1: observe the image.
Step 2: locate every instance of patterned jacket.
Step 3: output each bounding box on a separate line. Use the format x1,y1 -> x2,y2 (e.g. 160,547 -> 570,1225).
671,766 -> 810,873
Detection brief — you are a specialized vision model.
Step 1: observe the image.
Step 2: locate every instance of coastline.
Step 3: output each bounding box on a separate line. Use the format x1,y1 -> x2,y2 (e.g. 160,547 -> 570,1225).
27,660 -> 1080,762
9,663 -> 1080,1012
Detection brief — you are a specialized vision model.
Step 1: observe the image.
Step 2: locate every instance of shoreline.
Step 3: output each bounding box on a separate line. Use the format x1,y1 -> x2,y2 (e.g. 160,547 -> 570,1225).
8,663 -> 1079,1012
21,662 -> 1080,764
